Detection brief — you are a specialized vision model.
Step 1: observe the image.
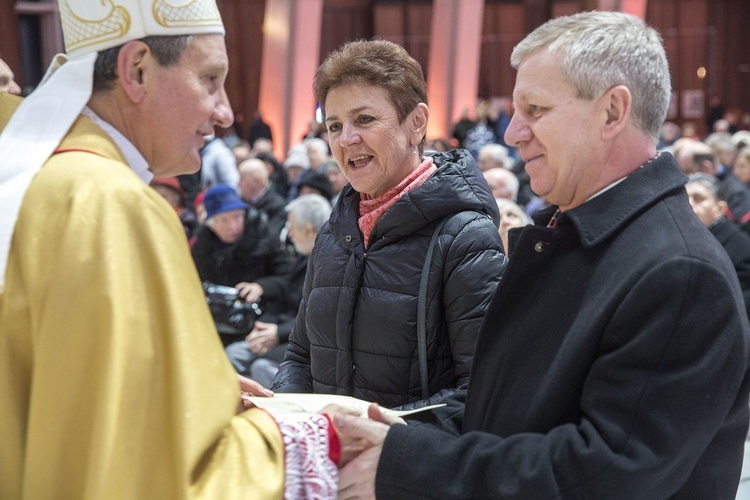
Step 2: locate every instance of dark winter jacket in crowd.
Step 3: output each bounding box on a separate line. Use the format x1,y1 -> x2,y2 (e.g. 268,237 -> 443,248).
191,208 -> 292,302
251,187 -> 288,243
243,253 -> 310,365
710,216 -> 750,317
263,254 -> 308,345
377,153 -> 750,499
271,149 -> 507,409
717,167 -> 750,227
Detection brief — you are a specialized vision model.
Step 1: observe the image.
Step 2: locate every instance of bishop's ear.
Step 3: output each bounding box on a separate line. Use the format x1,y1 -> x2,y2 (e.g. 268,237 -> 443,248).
117,40 -> 151,103
601,85 -> 631,140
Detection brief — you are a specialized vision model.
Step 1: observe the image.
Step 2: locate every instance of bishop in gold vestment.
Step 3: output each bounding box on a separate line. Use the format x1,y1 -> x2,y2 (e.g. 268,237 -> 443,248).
0,93 -> 336,499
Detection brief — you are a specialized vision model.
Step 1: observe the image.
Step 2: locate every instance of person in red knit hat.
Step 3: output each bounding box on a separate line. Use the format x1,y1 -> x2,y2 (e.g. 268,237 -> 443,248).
150,177 -> 197,239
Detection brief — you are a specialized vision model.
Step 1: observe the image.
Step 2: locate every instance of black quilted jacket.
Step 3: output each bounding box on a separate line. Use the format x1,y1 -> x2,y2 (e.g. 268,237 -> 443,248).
271,149 -> 508,409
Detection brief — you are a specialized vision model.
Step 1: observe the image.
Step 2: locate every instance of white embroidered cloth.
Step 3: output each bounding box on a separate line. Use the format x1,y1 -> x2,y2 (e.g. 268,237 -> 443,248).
278,414 -> 338,499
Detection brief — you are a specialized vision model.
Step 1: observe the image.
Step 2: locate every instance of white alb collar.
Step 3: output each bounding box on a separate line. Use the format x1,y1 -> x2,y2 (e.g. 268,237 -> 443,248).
80,107 -> 153,184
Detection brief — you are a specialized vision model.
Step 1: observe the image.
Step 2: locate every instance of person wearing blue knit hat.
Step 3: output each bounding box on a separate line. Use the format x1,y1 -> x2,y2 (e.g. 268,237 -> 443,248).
203,183 -> 248,220
192,183 -> 292,330
199,183 -> 249,246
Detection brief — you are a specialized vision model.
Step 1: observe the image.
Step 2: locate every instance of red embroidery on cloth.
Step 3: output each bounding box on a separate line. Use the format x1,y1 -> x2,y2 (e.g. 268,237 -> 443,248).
358,157 -> 437,248
324,414 -> 341,465
278,414 -> 338,499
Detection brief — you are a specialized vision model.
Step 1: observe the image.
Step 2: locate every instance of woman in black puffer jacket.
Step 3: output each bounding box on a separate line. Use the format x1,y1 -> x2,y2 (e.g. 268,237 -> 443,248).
271,40 -> 507,411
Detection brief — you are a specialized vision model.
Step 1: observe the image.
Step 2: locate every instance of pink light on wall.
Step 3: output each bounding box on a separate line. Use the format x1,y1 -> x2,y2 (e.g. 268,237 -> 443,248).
258,0 -> 323,160
426,0 -> 484,143
597,0 -> 648,19
621,0 -> 647,19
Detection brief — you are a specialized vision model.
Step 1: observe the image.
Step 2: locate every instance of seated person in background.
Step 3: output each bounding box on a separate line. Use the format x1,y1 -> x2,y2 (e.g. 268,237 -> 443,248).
178,135 -> 239,211
677,139 -> 750,229
483,166 -> 520,201
191,183 -> 291,309
304,136 -> 331,172
256,151 -> 289,199
495,197 -> 531,255
231,138 -> 251,165
686,173 -> 750,316
225,194 -> 332,387
477,143 -> 534,206
238,158 -> 288,242
297,169 -> 334,203
477,143 -> 514,172
193,189 -> 207,225
734,147 -> 750,190
150,177 -> 197,239
200,134 -> 239,187
282,147 -> 311,202
324,158 -> 348,205
251,137 -> 274,157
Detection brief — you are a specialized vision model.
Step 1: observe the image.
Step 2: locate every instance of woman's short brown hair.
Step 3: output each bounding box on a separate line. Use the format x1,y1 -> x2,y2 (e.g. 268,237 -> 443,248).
313,39 -> 427,125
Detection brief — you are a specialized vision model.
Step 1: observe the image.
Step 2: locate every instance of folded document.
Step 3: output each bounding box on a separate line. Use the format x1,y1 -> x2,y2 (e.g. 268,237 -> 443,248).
248,393 -> 446,417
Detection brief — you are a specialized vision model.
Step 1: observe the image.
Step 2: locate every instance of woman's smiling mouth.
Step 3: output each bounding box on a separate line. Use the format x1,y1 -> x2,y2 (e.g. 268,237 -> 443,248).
349,154 -> 373,169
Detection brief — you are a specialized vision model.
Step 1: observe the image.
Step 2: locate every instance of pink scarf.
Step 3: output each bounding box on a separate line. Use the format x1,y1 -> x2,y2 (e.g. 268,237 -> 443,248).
358,156 -> 436,248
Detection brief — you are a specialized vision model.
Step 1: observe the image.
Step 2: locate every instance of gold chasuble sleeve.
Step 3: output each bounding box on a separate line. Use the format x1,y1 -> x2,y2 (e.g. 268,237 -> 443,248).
0,122 -> 285,499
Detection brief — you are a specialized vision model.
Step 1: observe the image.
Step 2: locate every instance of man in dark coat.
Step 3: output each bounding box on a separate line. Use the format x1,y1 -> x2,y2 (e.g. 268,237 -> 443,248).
247,110 -> 273,148
238,157 -> 288,242
334,11 -> 750,499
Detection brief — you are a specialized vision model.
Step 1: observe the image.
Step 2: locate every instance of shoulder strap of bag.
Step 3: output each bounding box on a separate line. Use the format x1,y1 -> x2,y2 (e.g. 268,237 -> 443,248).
417,217 -> 449,399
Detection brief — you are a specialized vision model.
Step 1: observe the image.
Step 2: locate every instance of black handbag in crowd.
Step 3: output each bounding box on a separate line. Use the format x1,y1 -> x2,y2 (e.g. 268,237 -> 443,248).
202,281 -> 262,346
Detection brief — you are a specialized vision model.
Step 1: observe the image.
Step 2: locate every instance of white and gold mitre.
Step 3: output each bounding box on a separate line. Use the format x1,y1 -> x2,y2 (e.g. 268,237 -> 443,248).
59,0 -> 224,58
0,0 -> 225,287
